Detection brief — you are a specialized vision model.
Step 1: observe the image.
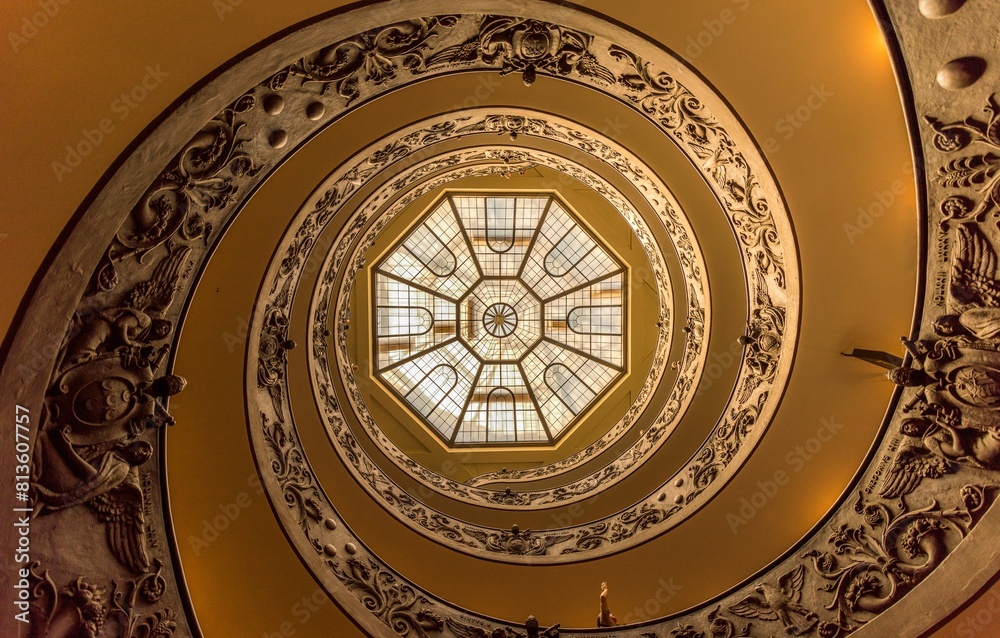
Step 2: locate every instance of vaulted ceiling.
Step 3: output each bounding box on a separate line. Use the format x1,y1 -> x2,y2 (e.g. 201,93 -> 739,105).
2,2 -> 999,637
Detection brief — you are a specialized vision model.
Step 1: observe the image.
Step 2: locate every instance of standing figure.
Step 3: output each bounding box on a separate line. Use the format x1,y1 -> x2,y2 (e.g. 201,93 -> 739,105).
598,581 -> 618,627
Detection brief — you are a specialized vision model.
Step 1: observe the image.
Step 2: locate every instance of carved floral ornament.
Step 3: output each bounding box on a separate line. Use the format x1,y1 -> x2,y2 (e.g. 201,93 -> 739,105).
278,143 -> 696,558
238,6 -> 797,574
3,3 -> 800,636
235,1 -> 800,628
36,0 -> 1000,636
260,110 -> 703,512
251,117 -> 790,565
308,131 -> 684,511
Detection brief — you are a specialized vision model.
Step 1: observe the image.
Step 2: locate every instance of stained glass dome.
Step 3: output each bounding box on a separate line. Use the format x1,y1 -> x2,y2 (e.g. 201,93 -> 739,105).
373,192 -> 626,446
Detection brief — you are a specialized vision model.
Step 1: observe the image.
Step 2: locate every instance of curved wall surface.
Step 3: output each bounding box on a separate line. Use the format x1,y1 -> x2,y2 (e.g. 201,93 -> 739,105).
2,1 -> 999,637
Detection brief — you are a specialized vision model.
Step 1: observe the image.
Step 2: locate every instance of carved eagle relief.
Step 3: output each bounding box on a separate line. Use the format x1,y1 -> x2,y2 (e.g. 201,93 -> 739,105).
125,243 -> 193,315
878,446 -> 953,499
87,465 -> 151,574
950,224 -> 1000,313
728,565 -> 818,636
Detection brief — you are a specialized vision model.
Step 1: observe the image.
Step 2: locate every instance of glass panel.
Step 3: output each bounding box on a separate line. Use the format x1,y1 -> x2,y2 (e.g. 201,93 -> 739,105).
379,200 -> 478,300
546,274 -> 624,367
405,364 -> 458,423
544,229 -> 594,276
374,274 -> 456,368
485,197 -> 515,252
486,388 -> 516,440
453,195 -> 546,276
372,192 -> 627,447
377,306 -> 433,336
567,305 -> 622,335
521,202 -> 620,300
523,340 -> 618,436
544,363 -> 595,415
404,225 -> 456,276
381,340 -> 480,441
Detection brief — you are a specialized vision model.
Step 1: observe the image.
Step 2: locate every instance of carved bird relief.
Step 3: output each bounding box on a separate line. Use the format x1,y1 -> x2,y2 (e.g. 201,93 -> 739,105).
950,224 -> 1000,312
728,565 -> 818,636
125,243 -> 193,316
87,460 -> 152,574
878,446 -> 953,499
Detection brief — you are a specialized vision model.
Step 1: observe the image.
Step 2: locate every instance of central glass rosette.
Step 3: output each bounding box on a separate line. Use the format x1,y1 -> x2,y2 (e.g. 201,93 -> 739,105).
461,279 -> 541,359
373,192 -> 626,446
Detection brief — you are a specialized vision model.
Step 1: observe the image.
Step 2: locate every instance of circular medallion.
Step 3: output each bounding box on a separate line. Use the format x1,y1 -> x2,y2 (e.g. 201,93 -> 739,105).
482,302 -> 518,337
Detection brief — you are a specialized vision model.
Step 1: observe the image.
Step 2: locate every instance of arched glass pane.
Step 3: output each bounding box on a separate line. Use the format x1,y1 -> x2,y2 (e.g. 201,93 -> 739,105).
544,229 -> 593,276
486,387 -> 516,441
544,363 -> 595,415
485,197 -> 515,253
405,364 -> 458,418
377,306 -> 433,336
404,225 -> 456,277
567,306 -> 621,335
375,191 -> 627,447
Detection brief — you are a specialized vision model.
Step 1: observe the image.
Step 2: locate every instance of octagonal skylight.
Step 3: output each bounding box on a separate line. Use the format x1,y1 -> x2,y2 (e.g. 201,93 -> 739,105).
373,193 -> 626,446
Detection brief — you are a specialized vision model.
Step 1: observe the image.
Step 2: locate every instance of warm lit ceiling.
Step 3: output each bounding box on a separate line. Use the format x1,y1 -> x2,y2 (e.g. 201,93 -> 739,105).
10,0 -> 990,636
